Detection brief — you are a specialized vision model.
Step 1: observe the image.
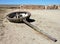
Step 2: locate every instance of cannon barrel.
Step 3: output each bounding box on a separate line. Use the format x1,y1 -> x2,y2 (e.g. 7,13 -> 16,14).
23,19 -> 57,42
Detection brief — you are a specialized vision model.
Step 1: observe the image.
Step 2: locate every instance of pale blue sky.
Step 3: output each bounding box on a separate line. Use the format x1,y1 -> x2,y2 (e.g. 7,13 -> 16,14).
0,0 -> 60,5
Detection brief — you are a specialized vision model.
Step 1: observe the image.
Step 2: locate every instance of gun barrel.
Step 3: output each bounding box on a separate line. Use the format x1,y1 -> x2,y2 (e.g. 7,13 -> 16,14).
23,19 -> 57,42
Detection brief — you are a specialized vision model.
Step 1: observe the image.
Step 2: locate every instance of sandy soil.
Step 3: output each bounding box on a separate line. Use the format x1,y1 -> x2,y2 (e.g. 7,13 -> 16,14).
0,9 -> 60,44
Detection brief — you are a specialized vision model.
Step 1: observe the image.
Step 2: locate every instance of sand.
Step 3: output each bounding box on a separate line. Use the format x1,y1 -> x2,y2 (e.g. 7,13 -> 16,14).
0,9 -> 60,44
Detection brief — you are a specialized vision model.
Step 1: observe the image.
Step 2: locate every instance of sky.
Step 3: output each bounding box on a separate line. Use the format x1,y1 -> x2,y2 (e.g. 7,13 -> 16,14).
0,0 -> 60,5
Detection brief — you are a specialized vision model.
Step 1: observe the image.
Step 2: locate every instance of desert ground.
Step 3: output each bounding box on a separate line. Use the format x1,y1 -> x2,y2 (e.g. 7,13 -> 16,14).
0,9 -> 60,44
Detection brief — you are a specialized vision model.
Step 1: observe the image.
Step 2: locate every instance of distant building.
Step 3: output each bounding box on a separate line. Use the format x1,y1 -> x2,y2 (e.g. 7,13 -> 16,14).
58,5 -> 60,9
47,5 -> 58,9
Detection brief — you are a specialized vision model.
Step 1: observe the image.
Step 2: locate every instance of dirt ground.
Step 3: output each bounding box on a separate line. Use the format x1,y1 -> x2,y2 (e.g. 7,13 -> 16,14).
0,9 -> 60,44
